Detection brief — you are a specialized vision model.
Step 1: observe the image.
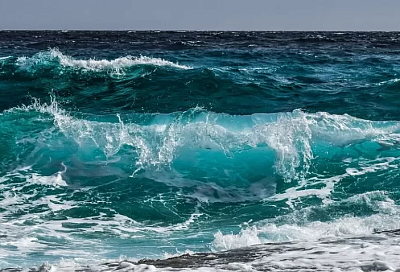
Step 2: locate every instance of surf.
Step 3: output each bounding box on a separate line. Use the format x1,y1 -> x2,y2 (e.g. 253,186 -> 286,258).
2,31 -> 400,270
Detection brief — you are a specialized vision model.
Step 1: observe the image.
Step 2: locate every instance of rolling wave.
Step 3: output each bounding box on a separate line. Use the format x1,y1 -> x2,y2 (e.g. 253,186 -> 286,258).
3,97 -> 400,186
2,49 -> 191,75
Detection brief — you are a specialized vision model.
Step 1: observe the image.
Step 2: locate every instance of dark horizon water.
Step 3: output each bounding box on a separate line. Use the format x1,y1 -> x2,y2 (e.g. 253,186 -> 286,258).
1,31 -> 400,271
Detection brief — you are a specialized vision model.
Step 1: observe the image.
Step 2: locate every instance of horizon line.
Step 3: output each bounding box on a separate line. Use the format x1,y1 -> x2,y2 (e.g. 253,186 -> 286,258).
1,29 -> 400,32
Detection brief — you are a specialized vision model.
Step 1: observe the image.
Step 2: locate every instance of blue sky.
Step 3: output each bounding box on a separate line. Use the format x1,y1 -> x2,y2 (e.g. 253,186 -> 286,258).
1,0 -> 400,30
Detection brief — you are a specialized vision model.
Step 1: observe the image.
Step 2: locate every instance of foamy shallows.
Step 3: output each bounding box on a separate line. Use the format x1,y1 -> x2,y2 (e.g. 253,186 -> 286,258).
3,231 -> 400,271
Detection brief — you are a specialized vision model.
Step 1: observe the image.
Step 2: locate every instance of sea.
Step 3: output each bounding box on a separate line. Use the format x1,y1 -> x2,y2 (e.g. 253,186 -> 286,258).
1,31 -> 400,272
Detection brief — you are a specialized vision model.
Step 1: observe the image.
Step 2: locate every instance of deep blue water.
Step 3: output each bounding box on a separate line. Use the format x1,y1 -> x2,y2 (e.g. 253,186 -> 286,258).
1,31 -> 400,268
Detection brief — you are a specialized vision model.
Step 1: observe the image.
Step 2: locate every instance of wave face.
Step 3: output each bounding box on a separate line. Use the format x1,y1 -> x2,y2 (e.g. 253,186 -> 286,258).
2,31 -> 400,270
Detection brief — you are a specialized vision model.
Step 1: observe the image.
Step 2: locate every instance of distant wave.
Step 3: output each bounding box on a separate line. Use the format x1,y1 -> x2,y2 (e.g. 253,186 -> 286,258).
15,48 -> 191,74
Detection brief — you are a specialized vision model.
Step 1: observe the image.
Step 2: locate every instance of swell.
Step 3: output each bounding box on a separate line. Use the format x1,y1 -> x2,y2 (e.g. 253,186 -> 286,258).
2,49 -> 400,119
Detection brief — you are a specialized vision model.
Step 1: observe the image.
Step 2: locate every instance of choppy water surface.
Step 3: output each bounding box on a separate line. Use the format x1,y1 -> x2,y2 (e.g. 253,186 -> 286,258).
1,31 -> 400,271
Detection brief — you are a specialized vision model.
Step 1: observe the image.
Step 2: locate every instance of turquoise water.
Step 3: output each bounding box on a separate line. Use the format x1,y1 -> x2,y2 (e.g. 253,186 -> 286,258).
1,31 -> 400,268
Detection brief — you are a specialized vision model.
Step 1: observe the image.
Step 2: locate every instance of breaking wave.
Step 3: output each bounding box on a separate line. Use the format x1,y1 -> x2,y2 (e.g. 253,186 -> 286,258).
10,49 -> 191,74
4,97 -> 400,186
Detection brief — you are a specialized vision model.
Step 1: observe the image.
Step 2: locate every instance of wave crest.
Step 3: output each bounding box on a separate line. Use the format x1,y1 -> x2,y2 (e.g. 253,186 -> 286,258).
15,49 -> 191,74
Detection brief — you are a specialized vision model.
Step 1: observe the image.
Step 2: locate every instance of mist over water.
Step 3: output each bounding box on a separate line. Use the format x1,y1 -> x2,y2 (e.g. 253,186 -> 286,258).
1,31 -> 400,271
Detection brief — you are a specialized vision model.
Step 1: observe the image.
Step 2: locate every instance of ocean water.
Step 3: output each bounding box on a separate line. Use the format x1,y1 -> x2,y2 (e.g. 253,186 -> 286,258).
1,31 -> 400,271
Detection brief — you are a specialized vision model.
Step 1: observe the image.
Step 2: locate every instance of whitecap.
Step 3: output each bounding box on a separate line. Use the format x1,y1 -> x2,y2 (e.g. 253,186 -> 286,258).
0,56 -> 11,61
16,48 -> 191,74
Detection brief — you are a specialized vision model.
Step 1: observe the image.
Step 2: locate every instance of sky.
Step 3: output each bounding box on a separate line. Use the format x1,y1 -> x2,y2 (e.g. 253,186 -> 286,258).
1,0 -> 400,31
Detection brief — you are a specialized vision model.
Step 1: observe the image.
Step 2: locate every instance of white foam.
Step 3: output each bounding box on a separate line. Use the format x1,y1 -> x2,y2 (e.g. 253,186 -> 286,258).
213,227 -> 261,251
3,237 -> 46,253
377,78 -> 400,86
212,192 -> 400,252
272,156 -> 400,206
28,172 -> 67,187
